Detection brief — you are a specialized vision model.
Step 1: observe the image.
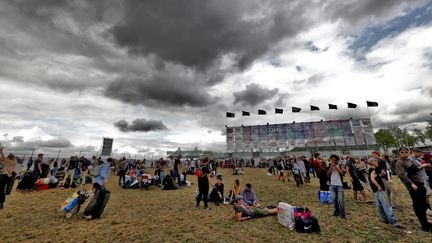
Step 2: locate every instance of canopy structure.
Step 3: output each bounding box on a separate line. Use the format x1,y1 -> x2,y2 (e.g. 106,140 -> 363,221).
186,146 -> 201,158
169,147 -> 183,158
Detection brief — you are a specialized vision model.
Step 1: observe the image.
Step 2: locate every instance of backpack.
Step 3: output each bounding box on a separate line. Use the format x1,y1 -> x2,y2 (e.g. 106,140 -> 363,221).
277,163 -> 283,171
195,168 -> 203,177
294,207 -> 320,233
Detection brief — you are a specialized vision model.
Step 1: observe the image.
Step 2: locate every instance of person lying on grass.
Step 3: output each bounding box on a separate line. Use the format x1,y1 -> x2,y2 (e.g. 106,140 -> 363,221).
232,195 -> 278,221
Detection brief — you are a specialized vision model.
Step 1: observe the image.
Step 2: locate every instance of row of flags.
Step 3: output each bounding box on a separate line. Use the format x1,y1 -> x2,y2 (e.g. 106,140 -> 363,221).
226,101 -> 378,117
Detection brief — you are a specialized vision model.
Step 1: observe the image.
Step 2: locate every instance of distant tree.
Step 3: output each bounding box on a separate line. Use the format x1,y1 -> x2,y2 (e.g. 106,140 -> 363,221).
387,125 -> 418,148
426,117 -> 432,141
375,129 -> 397,151
412,128 -> 427,146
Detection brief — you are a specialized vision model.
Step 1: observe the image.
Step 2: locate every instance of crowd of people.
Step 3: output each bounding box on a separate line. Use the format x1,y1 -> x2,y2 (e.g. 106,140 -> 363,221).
1,145 -> 432,232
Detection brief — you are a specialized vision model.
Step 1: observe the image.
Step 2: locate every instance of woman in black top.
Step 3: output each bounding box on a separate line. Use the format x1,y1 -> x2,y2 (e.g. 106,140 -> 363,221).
196,158 -> 212,210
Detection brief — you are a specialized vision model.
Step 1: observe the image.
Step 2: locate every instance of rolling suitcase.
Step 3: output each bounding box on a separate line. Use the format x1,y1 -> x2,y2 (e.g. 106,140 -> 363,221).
83,188 -> 111,219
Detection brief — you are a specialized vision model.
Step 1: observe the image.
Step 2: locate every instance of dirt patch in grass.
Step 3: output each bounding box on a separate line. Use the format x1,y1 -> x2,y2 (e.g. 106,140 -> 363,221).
0,168 -> 431,242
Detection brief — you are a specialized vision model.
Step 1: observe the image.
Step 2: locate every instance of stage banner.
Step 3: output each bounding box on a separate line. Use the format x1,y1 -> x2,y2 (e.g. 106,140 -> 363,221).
251,126 -> 260,141
242,126 -> 251,141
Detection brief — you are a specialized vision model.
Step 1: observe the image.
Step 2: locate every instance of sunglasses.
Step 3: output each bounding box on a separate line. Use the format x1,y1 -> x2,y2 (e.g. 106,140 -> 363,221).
400,151 -> 409,154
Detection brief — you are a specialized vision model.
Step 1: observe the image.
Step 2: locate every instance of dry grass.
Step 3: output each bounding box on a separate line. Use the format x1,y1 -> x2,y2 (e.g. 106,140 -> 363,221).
1,167 -> 432,243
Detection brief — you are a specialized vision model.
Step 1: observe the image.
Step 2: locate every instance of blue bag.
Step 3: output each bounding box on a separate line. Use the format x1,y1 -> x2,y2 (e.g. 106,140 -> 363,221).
318,190 -> 333,204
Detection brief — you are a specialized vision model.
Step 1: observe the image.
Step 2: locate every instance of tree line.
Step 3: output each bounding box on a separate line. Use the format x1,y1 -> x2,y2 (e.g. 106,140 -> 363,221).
374,117 -> 432,152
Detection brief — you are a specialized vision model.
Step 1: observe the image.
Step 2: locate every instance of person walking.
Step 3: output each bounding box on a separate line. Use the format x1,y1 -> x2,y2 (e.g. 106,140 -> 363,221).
84,158 -> 114,220
0,147 -> 17,209
395,147 -> 432,232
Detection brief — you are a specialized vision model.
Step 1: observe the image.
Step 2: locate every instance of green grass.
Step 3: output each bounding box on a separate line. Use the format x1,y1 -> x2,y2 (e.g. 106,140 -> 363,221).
0,168 -> 431,242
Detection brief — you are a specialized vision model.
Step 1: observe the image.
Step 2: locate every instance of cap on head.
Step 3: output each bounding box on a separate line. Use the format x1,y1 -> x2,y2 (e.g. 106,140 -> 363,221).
233,195 -> 243,203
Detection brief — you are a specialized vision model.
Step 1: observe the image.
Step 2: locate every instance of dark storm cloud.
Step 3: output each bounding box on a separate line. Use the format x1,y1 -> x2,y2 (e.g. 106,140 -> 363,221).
233,83 -> 279,107
111,0 -> 311,73
114,119 -> 168,133
105,72 -> 216,107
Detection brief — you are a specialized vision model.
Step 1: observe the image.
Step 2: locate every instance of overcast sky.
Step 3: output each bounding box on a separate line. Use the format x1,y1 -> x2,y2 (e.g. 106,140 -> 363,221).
1,0 -> 432,157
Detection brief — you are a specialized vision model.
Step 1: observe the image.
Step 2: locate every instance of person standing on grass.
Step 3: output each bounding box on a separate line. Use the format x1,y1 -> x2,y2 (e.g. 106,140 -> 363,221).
173,157 -> 182,186
380,154 -> 401,211
117,157 -> 127,187
196,158 -> 212,210
313,152 -> 328,191
277,160 -> 285,182
33,153 -> 43,180
292,159 -> 303,187
368,157 -> 403,228
0,148 -> 17,209
345,156 -> 366,202
396,147 -> 432,232
302,156 -> 311,183
409,148 -> 432,215
328,154 -> 346,218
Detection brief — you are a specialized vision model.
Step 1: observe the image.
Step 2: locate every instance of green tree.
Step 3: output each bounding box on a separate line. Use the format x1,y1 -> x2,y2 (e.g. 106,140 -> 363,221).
413,128 -> 427,146
387,125 -> 418,148
426,117 -> 432,141
374,129 -> 397,151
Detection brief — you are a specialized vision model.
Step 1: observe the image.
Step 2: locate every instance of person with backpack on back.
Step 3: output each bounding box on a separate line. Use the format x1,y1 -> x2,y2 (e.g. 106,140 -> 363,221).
195,157 -> 212,210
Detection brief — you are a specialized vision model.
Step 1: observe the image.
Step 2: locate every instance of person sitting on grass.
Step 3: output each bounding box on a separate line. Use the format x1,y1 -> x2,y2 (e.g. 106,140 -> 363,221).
226,179 -> 241,204
210,175 -> 224,206
240,183 -> 260,207
232,195 -> 278,221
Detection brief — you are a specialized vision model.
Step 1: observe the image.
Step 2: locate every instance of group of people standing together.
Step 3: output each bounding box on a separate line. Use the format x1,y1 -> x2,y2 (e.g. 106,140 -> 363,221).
309,148 -> 432,232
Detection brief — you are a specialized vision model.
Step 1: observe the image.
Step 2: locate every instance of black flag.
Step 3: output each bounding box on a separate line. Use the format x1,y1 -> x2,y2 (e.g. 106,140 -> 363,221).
347,102 -> 357,108
226,112 -> 235,118
310,105 -> 320,111
292,107 -> 301,113
275,108 -> 283,114
242,111 -> 250,116
329,104 -> 338,110
258,109 -> 266,115
366,101 -> 379,107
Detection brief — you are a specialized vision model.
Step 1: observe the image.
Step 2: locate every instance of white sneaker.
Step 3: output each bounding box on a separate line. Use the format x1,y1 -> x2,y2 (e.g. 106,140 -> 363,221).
426,209 -> 432,216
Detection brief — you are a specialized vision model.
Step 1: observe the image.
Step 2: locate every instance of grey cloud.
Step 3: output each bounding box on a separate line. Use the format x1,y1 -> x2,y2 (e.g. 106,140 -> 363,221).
293,74 -> 325,87
21,138 -> 73,148
12,136 -> 24,143
111,0 -> 311,72
233,83 -> 279,106
114,119 -> 168,132
105,72 -> 216,107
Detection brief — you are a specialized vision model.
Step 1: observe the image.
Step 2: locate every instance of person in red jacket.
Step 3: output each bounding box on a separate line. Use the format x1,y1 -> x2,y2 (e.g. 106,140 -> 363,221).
313,152 -> 328,191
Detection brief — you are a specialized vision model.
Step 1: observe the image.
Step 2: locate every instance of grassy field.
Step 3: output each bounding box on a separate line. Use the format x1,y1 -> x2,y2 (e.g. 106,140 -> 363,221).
1,167 -> 432,243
